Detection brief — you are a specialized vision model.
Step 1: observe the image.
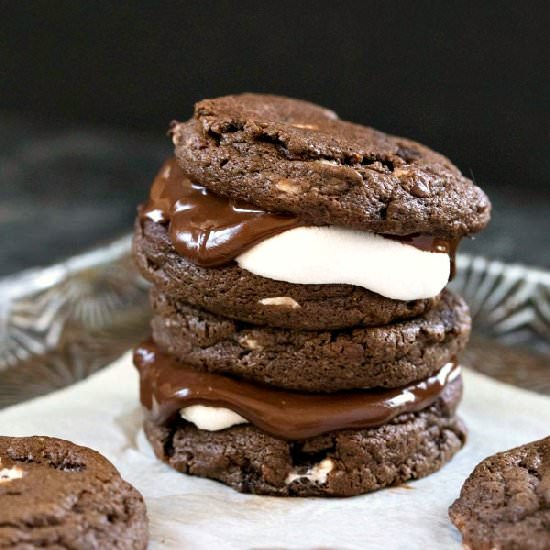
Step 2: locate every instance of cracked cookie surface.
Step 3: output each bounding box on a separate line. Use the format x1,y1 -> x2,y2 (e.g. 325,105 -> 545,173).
172,93 -> 490,237
449,436 -> 550,550
0,436 -> 148,549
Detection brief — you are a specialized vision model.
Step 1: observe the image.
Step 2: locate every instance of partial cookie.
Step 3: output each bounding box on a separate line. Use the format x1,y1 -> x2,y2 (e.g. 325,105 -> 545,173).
449,437 -> 550,550
172,93 -> 490,237
134,218 -> 438,330
0,436 -> 148,549
143,375 -> 465,497
150,288 -> 470,392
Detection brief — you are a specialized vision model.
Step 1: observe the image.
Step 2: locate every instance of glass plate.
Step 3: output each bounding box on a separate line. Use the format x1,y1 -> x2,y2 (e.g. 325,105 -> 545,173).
0,236 -> 548,408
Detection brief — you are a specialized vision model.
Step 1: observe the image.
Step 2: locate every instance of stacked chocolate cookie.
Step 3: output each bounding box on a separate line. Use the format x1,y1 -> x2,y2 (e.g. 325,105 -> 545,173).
133,94 -> 490,496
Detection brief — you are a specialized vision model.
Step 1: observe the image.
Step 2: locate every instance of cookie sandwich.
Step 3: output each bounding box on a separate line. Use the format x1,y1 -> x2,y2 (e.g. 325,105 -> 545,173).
133,94 -> 490,496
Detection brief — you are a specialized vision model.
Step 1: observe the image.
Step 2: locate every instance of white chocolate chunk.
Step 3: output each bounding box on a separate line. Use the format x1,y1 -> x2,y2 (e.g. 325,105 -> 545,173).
286,458 -> 334,485
258,297 -> 300,309
0,466 -> 24,483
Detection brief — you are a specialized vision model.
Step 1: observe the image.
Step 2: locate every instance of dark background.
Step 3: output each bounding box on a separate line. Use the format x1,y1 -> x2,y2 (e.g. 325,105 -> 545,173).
1,1 -> 549,275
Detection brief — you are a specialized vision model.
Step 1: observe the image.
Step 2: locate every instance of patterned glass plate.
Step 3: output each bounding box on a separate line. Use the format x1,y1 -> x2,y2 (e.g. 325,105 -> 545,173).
0,236 -> 549,408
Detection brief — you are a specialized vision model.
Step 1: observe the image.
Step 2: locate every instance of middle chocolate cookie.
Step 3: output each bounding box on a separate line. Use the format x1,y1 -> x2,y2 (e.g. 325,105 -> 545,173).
134,218 -> 439,331
150,288 -> 470,392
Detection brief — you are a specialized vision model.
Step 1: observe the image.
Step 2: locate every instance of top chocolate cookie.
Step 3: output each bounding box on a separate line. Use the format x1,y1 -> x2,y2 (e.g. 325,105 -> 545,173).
172,93 -> 490,237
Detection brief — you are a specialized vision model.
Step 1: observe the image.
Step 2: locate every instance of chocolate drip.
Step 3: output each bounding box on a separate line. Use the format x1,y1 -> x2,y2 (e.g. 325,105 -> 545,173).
140,158 -> 458,270
382,233 -> 460,278
140,158 -> 301,266
134,341 -> 461,441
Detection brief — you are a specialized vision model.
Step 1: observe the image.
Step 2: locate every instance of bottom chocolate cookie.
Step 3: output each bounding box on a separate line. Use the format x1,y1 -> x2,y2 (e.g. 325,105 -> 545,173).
143,381 -> 465,497
449,436 -> 550,550
0,436 -> 148,549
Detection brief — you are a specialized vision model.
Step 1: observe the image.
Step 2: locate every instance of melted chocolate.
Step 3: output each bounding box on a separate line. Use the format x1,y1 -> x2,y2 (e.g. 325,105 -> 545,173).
134,341 -> 461,441
141,158 -> 458,270
140,158 -> 301,266
382,233 -> 460,278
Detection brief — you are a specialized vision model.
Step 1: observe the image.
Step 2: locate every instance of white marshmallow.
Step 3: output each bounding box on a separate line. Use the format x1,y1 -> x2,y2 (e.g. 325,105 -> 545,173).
236,226 -> 450,301
180,405 -> 248,431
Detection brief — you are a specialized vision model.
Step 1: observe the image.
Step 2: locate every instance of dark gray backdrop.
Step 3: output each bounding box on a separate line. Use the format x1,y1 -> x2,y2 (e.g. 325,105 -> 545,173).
1,1 -> 549,274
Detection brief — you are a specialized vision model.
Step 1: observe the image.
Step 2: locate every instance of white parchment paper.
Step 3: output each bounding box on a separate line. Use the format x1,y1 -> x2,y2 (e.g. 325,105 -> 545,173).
1,353 -> 549,550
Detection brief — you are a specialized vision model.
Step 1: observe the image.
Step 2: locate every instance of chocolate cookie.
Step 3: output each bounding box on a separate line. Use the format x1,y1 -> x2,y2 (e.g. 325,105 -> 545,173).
0,436 -> 148,549
171,93 -> 490,237
150,288 -> 470,392
143,373 -> 465,497
449,437 -> 550,550
134,218 -> 438,330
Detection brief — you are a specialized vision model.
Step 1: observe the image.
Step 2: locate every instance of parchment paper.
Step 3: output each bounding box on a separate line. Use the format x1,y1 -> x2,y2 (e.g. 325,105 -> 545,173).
1,353 -> 549,550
